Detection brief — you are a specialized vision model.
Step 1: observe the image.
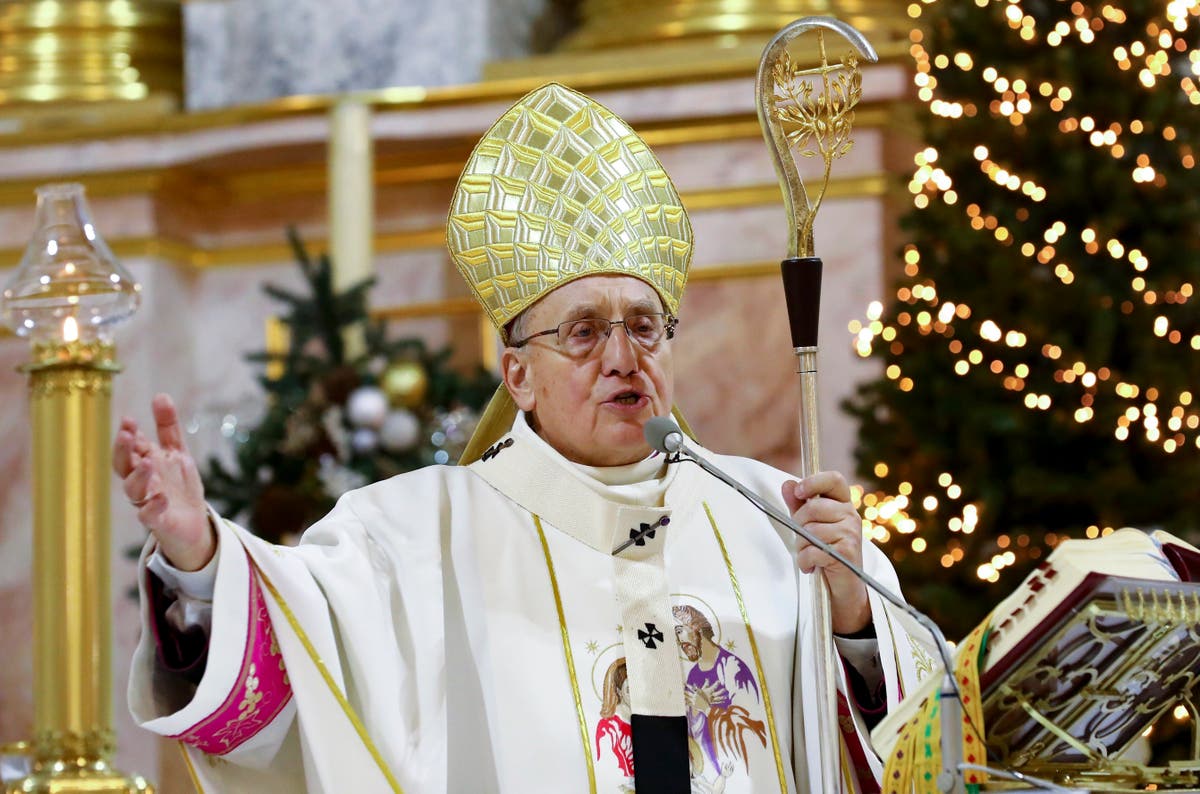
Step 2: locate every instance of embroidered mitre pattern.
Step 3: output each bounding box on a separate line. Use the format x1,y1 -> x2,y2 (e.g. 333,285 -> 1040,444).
446,82 -> 692,337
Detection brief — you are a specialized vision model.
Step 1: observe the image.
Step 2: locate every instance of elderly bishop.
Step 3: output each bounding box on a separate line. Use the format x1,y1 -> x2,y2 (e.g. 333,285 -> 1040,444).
118,83 -> 933,793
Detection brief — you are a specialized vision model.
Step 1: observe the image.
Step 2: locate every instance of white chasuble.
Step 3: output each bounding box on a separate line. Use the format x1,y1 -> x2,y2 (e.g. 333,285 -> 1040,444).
128,414 -> 935,793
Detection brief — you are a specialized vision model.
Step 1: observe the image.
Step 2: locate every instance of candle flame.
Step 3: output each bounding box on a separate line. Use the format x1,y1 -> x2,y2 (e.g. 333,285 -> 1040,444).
62,316 -> 79,342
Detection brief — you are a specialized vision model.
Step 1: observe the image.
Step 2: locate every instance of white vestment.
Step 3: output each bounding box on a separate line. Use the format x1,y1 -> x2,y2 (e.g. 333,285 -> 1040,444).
129,415 -> 936,792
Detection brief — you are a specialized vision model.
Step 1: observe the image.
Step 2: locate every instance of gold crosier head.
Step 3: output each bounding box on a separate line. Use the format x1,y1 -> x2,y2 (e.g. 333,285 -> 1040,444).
448,82 -> 696,464
756,18 -> 878,258
446,82 -> 692,344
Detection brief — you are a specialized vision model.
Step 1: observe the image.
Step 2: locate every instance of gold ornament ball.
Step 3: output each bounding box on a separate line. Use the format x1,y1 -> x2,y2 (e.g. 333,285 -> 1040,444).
382,361 -> 429,408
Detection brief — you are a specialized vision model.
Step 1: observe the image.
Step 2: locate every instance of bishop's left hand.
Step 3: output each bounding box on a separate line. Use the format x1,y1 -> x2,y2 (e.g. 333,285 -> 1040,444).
782,472 -> 871,635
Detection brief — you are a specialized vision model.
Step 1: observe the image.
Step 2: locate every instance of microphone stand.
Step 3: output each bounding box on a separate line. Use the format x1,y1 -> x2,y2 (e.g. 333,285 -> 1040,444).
639,422 -> 1084,794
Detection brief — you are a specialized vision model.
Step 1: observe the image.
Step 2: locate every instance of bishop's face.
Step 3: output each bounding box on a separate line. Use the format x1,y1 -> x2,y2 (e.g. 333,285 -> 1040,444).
501,275 -> 675,467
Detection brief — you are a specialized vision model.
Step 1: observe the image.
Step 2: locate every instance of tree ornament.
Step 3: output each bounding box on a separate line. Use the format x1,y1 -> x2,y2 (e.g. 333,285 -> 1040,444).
380,409 -> 421,452
381,360 -> 429,408
351,427 -> 379,454
346,386 -> 388,428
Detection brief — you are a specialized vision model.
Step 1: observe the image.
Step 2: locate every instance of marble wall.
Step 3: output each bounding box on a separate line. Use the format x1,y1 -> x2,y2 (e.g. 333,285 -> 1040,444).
0,62 -> 912,788
185,0 -> 551,110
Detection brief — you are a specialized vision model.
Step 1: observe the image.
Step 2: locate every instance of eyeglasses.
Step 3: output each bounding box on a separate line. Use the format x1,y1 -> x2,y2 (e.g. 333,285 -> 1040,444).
510,313 -> 678,358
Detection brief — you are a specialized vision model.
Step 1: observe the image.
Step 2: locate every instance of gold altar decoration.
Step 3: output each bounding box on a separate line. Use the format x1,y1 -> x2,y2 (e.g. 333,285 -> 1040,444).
1,183 -> 151,793
756,17 -> 877,258
0,0 -> 183,108
446,82 -> 692,340
382,360 -> 429,409
561,0 -> 910,52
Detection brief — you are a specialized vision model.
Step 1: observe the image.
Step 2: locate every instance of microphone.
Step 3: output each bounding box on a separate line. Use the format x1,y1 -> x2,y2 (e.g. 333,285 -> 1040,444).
637,417 -> 1081,794
644,416 -> 685,455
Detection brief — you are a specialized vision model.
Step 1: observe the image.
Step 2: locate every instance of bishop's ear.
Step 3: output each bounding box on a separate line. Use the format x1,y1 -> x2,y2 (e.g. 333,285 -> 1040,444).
501,347 -> 537,412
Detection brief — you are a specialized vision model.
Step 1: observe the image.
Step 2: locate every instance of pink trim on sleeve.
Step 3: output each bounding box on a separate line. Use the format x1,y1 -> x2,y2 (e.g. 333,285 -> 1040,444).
170,563 -> 293,755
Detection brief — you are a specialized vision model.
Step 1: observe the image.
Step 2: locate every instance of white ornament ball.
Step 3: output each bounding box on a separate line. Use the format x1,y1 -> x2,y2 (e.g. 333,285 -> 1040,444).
380,409 -> 421,452
346,386 -> 388,428
351,427 -> 379,454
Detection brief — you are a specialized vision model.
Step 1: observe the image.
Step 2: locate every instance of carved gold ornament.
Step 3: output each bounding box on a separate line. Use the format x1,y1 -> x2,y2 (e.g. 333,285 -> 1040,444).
756,18 -> 878,258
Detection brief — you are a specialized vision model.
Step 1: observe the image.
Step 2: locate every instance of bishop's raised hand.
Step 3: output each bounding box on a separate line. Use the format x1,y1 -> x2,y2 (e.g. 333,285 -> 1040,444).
112,393 -> 214,571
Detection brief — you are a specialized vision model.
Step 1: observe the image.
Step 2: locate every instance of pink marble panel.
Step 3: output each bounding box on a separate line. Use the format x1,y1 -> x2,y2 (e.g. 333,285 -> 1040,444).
0,117 -> 331,181
690,206 -> 790,268
673,272 -> 882,484
680,196 -> 886,478
657,128 -> 886,193
0,334 -> 33,591
190,260 -> 307,405
0,195 -> 158,253
372,248 -> 451,307
0,333 -> 33,748
0,583 -> 33,743
673,276 -> 801,472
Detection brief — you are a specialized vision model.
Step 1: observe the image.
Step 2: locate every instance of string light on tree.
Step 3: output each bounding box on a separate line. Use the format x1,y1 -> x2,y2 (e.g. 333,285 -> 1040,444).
846,0 -> 1200,639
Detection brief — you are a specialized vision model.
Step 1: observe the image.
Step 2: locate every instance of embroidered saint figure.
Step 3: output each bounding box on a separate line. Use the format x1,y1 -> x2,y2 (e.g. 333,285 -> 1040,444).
594,656 -> 635,790
673,604 -> 767,781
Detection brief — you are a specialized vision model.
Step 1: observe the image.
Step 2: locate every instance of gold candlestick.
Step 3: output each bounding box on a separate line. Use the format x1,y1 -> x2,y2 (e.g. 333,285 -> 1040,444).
2,184 -> 151,794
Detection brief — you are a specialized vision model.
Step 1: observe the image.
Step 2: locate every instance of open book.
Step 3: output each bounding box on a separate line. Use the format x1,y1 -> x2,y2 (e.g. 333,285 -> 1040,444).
873,528 -> 1200,777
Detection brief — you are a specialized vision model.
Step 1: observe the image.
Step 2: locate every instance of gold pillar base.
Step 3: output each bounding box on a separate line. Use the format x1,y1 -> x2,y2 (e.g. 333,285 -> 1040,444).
4,734 -> 152,794
0,0 -> 183,108
5,731 -> 153,794
5,765 -> 154,794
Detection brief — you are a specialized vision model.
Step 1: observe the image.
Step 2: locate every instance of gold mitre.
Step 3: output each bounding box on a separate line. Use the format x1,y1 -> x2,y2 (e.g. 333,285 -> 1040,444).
446,82 -> 693,340
450,83 -> 697,464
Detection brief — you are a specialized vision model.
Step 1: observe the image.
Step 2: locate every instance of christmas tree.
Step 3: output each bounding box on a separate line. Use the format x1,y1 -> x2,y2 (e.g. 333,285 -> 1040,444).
202,230 -> 498,544
844,0 -> 1200,639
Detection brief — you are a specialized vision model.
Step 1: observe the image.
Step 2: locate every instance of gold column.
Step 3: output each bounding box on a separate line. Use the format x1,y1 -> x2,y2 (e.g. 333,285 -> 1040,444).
9,339 -> 152,794
0,0 -> 183,109
562,0 -> 911,51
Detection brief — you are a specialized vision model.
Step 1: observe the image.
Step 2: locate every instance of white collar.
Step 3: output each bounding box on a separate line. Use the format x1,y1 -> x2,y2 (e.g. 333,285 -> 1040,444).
466,412 -> 703,554
514,411 -> 669,501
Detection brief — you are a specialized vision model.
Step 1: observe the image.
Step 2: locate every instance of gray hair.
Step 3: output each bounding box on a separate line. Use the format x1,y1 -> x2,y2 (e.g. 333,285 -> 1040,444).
506,310 -> 530,347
